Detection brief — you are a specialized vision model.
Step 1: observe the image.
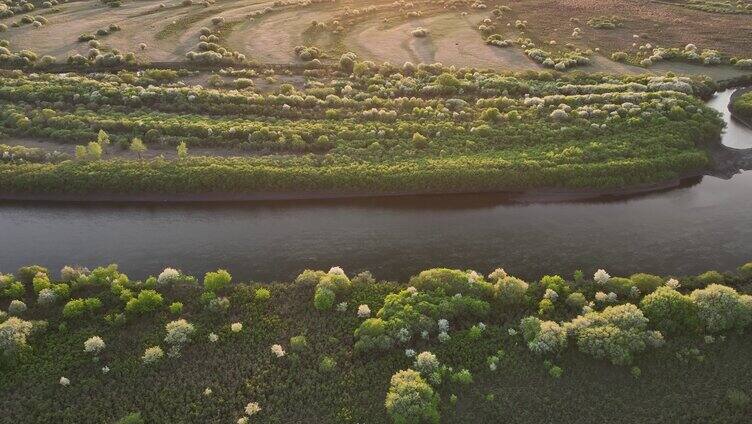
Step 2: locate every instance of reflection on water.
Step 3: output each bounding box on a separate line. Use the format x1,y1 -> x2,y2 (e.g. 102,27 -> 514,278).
0,89 -> 750,282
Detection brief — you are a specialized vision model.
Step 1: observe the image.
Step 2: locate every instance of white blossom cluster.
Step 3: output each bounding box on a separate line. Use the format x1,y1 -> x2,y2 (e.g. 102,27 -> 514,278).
157,267 -> 181,287
594,269 -> 610,285
164,319 -> 196,345
84,335 -> 106,354
142,346 -> 164,364
413,351 -> 439,374
543,289 -> 559,302
271,344 -> 286,358
231,322 -> 243,333
37,288 -> 57,305
357,304 -> 371,318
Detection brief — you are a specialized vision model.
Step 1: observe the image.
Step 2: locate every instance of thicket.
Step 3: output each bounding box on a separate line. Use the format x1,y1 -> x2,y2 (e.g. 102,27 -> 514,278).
730,91 -> 752,122
0,68 -> 725,195
2,260 -> 752,423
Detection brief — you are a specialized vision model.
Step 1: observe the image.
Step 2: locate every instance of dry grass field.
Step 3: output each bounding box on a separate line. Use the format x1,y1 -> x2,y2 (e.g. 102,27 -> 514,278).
2,0 -> 751,73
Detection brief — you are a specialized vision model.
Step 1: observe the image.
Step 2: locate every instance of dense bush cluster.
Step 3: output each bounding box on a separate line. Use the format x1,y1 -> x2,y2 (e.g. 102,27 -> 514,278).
0,67 -> 726,195
2,259 -> 752,422
730,90 -> 752,122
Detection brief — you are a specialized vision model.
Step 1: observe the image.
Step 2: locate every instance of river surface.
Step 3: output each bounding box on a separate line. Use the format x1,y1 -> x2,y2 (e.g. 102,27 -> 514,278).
1,90 -> 751,282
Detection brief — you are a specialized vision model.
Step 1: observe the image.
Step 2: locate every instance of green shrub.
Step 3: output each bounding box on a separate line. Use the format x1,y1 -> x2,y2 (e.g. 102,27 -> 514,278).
204,269 -> 232,292
17,265 -> 48,284
125,290 -> 164,314
696,270 -> 724,287
385,369 -> 439,424
495,276 -> 529,305
319,356 -> 336,373
169,302 -> 183,314
116,412 -> 144,424
0,275 -> 24,299
564,304 -> 664,365
314,288 -> 335,311
290,335 -> 308,352
565,292 -> 587,311
254,288 -> 271,301
410,268 -> 493,298
450,369 -> 473,385
62,297 -> 102,318
639,287 -> 699,334
738,262 -> 752,280
629,273 -> 663,295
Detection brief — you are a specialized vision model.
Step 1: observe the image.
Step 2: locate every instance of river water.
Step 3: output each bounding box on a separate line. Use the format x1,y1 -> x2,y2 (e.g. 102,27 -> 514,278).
0,90 -> 750,282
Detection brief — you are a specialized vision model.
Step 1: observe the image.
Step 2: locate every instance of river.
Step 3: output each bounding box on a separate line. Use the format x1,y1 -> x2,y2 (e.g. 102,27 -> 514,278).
0,89 -> 750,282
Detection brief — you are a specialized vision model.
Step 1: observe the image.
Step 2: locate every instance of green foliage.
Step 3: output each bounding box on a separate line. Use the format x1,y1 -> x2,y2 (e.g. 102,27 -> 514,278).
168,302 -> 183,314
696,270 -> 724,287
0,71 -> 725,196
203,269 -> 231,292
410,268 -> 493,298
0,274 -> 24,299
62,297 -> 102,318
290,335 -> 308,352
629,273 -> 664,295
17,265 -> 47,284
690,284 -> 752,333
495,276 -> 529,305
565,304 -> 664,365
314,288 -> 335,311
125,290 -> 164,314
115,412 -> 145,424
254,288 -> 271,301
385,369 -> 439,424
565,292 -> 587,311
640,287 -> 699,334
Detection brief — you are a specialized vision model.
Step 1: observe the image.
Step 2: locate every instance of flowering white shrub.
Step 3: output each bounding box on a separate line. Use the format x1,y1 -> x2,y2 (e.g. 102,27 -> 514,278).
405,349 -> 416,357
208,332 -> 219,342
84,335 -> 105,354
488,268 -> 507,280
8,300 -> 27,315
164,319 -> 196,345
437,319 -> 449,332
594,269 -> 610,285
520,316 -> 567,355
101,366 -> 110,374
142,346 -> 164,364
0,317 -> 33,356
690,284 -> 752,333
413,351 -> 439,375
438,331 -> 450,343
328,266 -> 346,277
59,377 -> 70,386
271,344 -> 285,357
157,268 -> 181,286
230,322 -> 243,333
543,288 -> 559,302
397,328 -> 411,343
357,304 -> 371,318
495,276 -> 528,305
37,288 -> 57,305
666,278 -> 681,289
336,301 -> 348,312
204,387 -> 212,396
245,402 -> 261,416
